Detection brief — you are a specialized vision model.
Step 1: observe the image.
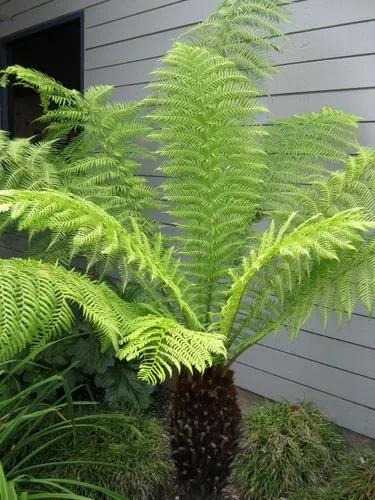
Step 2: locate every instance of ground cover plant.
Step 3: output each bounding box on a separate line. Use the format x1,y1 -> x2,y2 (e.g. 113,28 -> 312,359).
37,412 -> 174,499
331,450 -> 375,499
0,350 -> 128,499
289,449 -> 375,499
1,0 -> 375,497
4,322 -> 155,411
232,402 -> 345,498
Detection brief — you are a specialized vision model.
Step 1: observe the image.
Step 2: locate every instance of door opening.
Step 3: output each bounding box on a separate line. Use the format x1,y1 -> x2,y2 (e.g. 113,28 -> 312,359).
1,16 -> 82,137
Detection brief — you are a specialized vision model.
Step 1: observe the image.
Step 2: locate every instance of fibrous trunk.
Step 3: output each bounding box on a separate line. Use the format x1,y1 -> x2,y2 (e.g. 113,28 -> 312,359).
169,366 -> 241,499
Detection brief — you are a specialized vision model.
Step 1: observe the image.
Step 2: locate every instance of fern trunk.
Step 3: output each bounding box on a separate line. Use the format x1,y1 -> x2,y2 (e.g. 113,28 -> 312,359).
169,366 -> 241,499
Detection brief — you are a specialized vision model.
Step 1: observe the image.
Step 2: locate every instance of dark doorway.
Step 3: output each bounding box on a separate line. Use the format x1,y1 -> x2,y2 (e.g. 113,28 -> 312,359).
1,16 -> 82,137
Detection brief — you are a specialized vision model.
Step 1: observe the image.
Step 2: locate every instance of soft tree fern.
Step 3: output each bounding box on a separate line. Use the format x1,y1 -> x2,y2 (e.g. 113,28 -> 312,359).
0,0 -> 374,496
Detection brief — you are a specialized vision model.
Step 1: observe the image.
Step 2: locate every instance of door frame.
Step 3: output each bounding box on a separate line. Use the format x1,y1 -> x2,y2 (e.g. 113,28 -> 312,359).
0,11 -> 84,131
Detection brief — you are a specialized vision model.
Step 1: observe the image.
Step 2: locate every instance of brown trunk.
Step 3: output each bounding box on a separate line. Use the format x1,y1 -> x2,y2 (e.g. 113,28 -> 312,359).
169,365 -> 241,499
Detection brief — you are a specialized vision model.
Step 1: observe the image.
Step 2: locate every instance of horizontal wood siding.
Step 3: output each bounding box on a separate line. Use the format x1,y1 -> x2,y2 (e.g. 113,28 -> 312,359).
1,0 -> 374,437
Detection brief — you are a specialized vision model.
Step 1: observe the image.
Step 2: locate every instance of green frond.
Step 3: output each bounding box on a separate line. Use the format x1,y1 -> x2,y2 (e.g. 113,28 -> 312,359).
290,147 -> 375,221
0,257 -> 218,382
119,314 -> 226,384
0,189 -> 201,330
0,258 -> 131,362
149,42 -> 267,323
1,136 -> 61,190
0,65 -> 80,110
0,66 -> 157,225
183,0 -> 290,82
221,209 -> 374,342
260,108 -> 360,222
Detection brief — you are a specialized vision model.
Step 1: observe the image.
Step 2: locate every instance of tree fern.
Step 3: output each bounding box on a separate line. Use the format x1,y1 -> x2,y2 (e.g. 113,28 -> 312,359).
0,0 -> 374,386
2,3 -> 375,493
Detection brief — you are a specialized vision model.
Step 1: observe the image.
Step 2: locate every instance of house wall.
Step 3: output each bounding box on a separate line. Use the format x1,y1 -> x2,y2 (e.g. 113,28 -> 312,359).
0,0 -> 374,437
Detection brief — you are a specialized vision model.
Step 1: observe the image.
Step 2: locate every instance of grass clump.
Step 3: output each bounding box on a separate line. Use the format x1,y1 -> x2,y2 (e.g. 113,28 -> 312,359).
290,449 -> 375,499
332,449 -> 375,499
44,412 -> 174,499
232,402 -> 344,499
291,450 -> 375,500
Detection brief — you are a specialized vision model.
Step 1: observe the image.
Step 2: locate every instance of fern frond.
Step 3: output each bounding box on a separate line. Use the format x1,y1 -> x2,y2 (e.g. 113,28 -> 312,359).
149,42 -> 267,323
0,189 -> 201,330
288,147 -> 375,221
183,0 -> 290,82
0,65 -> 80,110
0,67 -> 157,225
220,209 -> 374,340
260,108 -> 360,223
0,258 -> 217,384
1,137 -> 61,190
229,229 -> 375,364
119,315 -> 226,384
0,258 -> 129,361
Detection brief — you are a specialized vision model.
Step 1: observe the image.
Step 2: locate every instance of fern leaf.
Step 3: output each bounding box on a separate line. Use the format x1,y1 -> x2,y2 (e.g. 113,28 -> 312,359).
119,315 -> 226,384
183,0 -> 290,82
0,258 -> 127,361
0,189 -> 201,330
220,209 -> 374,340
149,42 -> 267,323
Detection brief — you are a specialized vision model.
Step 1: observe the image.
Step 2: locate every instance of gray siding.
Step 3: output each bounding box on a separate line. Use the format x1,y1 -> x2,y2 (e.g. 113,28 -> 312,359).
0,0 -> 374,438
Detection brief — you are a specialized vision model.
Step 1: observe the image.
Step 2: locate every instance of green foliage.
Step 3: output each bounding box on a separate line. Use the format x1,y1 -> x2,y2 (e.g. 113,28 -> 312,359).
95,362 -> 154,409
0,354 -> 127,499
6,328 -> 155,410
261,108 -> 361,222
0,0 -> 375,385
0,189 -> 199,327
148,42 -> 267,320
0,67 -> 157,227
232,402 -> 345,499
290,449 -> 375,500
0,257 -> 136,362
0,65 -> 79,110
38,412 -> 174,499
183,0 -> 290,82
119,313 -> 226,384
0,191 -> 225,380
331,450 -> 375,500
289,485 -> 337,499
221,209 -> 373,346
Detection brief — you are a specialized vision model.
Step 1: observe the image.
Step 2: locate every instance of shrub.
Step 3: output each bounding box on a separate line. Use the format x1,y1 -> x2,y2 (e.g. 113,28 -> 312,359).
232,402 -> 345,499
289,485 -> 337,499
43,412 -> 174,499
